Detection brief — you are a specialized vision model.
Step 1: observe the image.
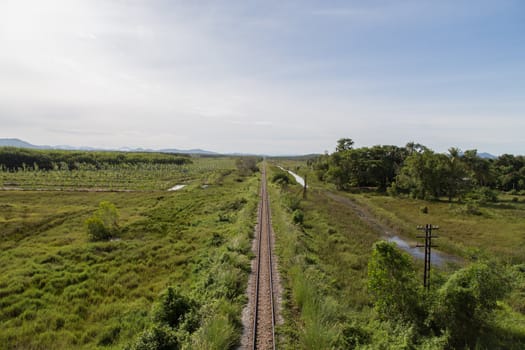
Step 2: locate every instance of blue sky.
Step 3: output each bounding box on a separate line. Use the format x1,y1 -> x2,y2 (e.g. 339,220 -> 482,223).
1,0 -> 524,154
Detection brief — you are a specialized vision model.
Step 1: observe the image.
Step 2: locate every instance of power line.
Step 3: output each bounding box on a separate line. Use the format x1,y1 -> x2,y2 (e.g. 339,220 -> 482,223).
416,224 -> 439,290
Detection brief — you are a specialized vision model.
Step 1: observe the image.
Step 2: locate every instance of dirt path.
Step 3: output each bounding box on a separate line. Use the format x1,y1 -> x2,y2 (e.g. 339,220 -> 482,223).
240,165 -> 281,349
323,191 -> 459,266
323,191 -> 399,236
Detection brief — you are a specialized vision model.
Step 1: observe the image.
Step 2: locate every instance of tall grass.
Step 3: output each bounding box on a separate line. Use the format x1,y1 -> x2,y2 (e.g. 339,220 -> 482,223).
267,163 -> 381,348
0,160 -> 259,349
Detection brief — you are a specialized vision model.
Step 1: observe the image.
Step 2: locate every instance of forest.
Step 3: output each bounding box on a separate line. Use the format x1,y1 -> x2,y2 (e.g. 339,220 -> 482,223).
313,138 -> 525,200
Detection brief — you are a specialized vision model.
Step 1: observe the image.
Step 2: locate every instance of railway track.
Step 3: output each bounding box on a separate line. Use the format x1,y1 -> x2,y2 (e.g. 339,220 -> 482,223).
251,166 -> 276,350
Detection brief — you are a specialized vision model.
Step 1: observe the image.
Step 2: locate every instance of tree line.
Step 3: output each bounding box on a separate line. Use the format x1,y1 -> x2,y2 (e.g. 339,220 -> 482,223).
313,138 -> 525,200
0,147 -> 192,171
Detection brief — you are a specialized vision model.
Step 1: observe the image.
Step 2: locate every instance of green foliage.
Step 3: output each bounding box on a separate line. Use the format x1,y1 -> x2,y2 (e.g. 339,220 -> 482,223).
85,201 -> 119,241
283,194 -> 301,211
367,242 -> 516,348
316,139 -> 525,201
466,186 -> 499,204
0,156 -> 236,191
269,161 -> 525,348
368,241 -> 423,324
267,165 -> 379,348
292,209 -> 304,225
336,138 -> 355,152
0,147 -> 191,171
85,216 -> 110,240
272,171 -> 292,186
429,262 -> 509,348
316,141 -> 408,190
152,287 -> 194,328
234,156 -> 259,176
130,324 -> 179,350
395,148 -> 470,201
191,312 -> 237,350
459,201 -> 483,216
0,158 -> 259,349
508,265 -> 525,313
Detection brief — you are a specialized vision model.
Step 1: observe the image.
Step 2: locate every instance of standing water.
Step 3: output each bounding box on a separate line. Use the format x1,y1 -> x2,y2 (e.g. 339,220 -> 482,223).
386,236 -> 452,266
277,166 -> 307,188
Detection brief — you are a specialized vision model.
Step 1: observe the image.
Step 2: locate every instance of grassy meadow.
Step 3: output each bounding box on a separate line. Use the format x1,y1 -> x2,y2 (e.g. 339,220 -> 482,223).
0,156 -> 259,349
2,149 -> 525,349
268,159 -> 525,349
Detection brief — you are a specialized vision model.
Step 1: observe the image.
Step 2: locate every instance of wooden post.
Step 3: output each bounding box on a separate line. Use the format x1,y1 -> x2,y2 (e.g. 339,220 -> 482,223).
416,224 -> 439,290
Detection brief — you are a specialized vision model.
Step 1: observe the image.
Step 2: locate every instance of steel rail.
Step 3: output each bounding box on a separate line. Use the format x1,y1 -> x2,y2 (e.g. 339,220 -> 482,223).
252,167 -> 276,350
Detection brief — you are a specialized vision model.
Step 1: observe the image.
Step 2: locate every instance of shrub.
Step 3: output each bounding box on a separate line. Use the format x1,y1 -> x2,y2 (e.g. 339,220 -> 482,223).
152,287 -> 194,328
466,187 -> 498,204
85,201 -> 119,241
292,209 -> 304,225
85,217 -> 110,241
235,157 -> 259,176
283,194 -> 301,211
386,182 -> 399,197
367,241 -> 423,324
272,172 -> 292,186
429,262 -> 509,348
130,324 -> 179,350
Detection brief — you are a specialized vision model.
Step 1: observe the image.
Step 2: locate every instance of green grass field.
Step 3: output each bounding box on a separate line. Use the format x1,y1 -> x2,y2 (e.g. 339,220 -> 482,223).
350,192 -> 525,263
3,154 -> 525,349
0,157 -> 259,349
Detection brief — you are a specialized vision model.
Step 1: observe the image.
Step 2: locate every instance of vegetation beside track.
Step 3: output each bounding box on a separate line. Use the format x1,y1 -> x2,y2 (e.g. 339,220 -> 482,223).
0,155 -> 259,349
269,160 -> 525,349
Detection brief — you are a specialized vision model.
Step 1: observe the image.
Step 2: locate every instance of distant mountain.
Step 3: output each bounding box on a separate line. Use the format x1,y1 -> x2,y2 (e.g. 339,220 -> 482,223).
478,152 -> 497,159
0,138 -> 45,149
0,138 -> 218,155
159,148 -> 218,155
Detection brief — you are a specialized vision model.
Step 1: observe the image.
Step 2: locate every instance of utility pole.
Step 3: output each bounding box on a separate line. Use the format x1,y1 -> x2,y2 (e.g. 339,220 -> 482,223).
303,174 -> 307,199
416,224 -> 439,290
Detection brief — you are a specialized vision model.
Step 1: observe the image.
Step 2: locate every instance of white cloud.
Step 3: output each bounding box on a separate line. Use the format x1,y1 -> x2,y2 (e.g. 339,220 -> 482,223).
0,0 -> 523,154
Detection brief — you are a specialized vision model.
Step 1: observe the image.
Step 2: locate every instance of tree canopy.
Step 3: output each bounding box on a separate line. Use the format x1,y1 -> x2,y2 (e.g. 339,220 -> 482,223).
314,138 -> 525,200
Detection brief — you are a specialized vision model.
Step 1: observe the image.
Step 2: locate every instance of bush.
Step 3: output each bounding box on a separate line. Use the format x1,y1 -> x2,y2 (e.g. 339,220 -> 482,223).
292,209 -> 304,225
272,172 -> 292,186
453,201 -> 482,216
367,241 -> 424,324
85,217 -> 111,241
152,287 -> 194,328
429,262 -> 509,348
85,201 -> 119,241
467,187 -> 499,204
386,182 -> 399,197
235,157 -> 259,176
130,324 -> 179,350
283,194 -> 301,211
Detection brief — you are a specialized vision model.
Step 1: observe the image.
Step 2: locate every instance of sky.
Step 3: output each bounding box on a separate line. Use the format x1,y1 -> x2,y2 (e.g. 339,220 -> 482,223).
1,0 -> 524,155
